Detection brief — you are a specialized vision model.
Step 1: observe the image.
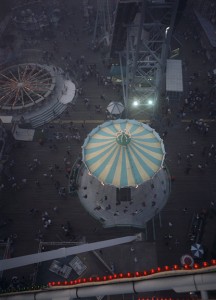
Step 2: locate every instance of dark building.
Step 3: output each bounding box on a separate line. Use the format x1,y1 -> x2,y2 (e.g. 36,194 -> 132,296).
190,0 -> 216,60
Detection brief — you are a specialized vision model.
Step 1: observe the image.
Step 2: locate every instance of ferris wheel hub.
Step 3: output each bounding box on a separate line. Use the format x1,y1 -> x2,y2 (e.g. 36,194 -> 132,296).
17,82 -> 24,88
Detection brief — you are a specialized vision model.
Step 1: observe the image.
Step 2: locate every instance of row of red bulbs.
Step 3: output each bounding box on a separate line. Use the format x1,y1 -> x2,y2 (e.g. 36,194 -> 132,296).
48,259 -> 216,287
137,298 -> 198,300
138,298 -> 195,300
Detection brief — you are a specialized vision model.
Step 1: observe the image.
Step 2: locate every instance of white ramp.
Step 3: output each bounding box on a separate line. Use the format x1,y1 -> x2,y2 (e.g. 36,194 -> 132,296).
0,235 -> 137,271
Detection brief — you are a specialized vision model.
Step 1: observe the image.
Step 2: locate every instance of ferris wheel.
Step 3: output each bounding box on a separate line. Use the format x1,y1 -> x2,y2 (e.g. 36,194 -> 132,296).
0,63 -> 54,110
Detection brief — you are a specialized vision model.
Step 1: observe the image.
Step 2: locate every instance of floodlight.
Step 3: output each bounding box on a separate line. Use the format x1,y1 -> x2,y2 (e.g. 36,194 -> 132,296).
133,100 -> 139,107
148,99 -> 154,105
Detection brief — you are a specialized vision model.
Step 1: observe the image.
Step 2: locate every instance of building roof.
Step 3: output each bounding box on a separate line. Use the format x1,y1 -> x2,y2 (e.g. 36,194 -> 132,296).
194,10 -> 216,48
166,59 -> 183,92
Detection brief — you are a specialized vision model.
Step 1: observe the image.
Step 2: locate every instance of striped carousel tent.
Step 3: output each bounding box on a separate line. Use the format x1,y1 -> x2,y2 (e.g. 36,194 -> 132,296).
82,119 -> 165,188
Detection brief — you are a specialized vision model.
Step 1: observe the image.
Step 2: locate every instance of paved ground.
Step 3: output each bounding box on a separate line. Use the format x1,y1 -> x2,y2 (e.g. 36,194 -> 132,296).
0,0 -> 216,297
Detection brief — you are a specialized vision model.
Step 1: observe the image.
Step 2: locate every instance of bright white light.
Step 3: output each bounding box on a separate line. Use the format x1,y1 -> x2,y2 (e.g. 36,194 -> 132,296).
165,26 -> 170,37
133,100 -> 139,107
148,99 -> 154,105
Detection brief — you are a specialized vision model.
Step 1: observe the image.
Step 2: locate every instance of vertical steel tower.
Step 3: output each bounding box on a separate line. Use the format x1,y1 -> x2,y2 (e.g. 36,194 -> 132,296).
95,0 -> 179,117
93,0 -> 118,48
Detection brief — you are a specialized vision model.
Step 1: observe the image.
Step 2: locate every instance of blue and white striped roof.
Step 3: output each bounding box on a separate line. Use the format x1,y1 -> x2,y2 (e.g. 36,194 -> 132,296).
82,119 -> 165,188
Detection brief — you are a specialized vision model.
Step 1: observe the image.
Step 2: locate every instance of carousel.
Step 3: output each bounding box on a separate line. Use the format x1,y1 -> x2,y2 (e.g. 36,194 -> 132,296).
78,119 -> 170,228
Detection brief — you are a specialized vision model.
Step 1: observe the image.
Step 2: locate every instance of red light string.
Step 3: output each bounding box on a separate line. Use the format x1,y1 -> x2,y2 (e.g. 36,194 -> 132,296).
48,259 -> 216,288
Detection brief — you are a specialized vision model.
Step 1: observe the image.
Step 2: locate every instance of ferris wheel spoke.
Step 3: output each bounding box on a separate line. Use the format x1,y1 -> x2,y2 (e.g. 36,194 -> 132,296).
27,78 -> 48,90
29,79 -> 51,89
29,82 -> 51,91
0,86 -> 13,93
0,73 -> 17,84
23,87 -> 37,103
25,87 -> 44,100
32,72 -> 50,81
23,87 -> 35,104
29,75 -> 50,87
9,70 -> 19,82
31,81 -> 51,90
28,87 -> 48,93
28,68 -> 44,80
21,64 -> 29,81
30,81 -> 51,86
17,65 -> 21,81
0,93 -> 10,104
24,87 -> 41,101
0,83 -> 13,91
0,88 -> 14,96
20,88 -> 25,106
12,88 -> 21,107
25,64 -> 37,80
1,89 -> 16,106
31,79 -> 52,88
0,79 -> 10,83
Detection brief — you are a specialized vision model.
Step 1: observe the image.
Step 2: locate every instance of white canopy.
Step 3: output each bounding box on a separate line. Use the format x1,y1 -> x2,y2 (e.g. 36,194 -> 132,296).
59,80 -> 76,104
107,101 -> 124,115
